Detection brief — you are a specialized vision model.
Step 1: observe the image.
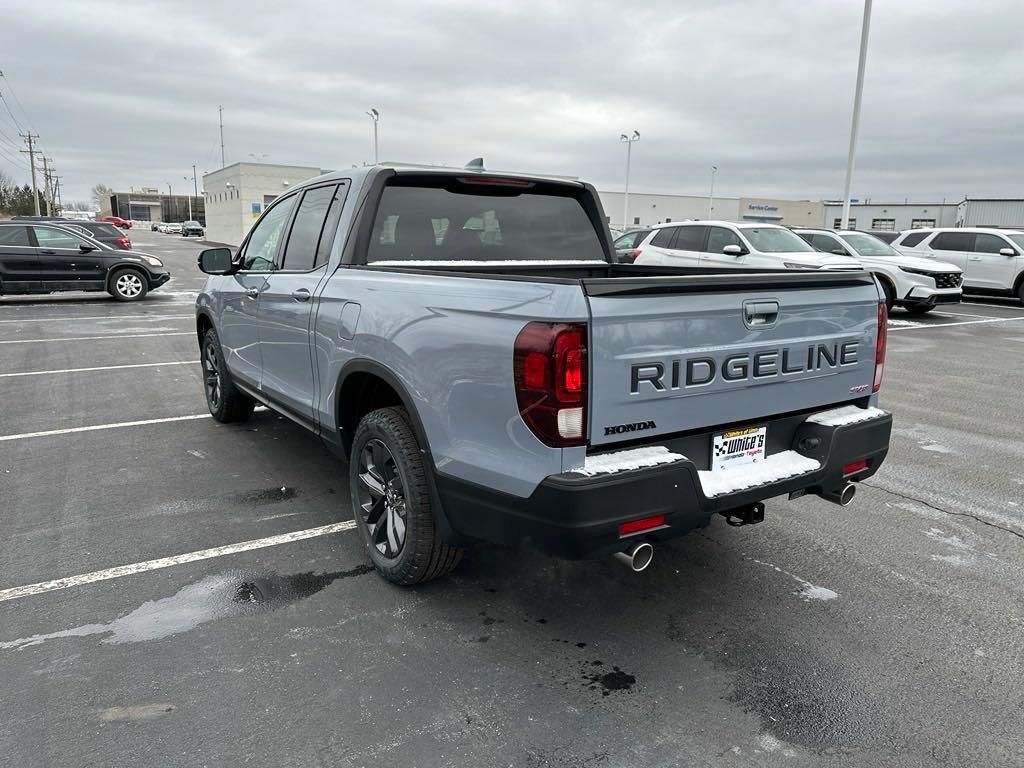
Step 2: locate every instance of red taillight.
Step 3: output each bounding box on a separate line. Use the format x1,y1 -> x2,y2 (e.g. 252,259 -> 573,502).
117,237 -> 131,249
843,459 -> 868,476
619,514 -> 665,537
627,248 -> 642,263
513,321 -> 588,447
457,176 -> 534,187
873,301 -> 887,392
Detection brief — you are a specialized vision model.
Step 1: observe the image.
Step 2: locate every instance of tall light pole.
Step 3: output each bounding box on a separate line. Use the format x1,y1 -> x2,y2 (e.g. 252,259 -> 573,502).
367,108 -> 380,164
708,165 -> 718,219
620,130 -> 640,227
184,168 -> 198,220
840,0 -> 873,230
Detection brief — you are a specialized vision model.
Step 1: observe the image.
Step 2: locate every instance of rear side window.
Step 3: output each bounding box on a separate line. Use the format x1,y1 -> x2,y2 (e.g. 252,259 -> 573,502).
673,225 -> 707,251
930,232 -> 974,251
972,233 -> 1009,254
366,177 -> 605,263
0,226 -> 30,246
649,227 -> 677,248
281,185 -> 337,271
898,232 -> 929,248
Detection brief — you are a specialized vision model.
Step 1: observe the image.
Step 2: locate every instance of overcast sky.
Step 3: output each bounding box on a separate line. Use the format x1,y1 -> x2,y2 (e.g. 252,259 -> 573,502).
1,0 -> 1021,205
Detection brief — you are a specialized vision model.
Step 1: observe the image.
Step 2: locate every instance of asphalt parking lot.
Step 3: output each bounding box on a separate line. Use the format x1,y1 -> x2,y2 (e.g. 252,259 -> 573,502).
1,234 -> 1023,768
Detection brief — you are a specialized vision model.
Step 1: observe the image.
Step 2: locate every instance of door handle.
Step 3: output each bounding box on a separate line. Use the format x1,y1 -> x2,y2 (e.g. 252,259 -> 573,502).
245,288 -> 259,299
40,249 -> 57,255
967,256 -> 982,261
291,288 -> 311,302
744,300 -> 779,327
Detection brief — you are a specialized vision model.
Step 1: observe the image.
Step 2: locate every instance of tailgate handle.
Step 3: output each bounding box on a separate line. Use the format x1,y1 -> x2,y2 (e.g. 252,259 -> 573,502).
744,300 -> 779,327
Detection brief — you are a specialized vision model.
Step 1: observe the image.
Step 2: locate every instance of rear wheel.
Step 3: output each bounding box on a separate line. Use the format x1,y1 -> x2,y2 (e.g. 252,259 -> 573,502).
350,407 -> 462,585
108,268 -> 148,301
905,304 -> 934,315
201,328 -> 255,422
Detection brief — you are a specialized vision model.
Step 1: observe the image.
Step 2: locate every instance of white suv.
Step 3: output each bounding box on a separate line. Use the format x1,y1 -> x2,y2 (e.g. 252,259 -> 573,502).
634,221 -> 863,272
795,228 -> 962,314
892,227 -> 1024,304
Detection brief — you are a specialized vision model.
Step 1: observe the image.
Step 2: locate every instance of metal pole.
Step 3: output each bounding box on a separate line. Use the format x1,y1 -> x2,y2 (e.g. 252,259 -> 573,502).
620,131 -> 639,227
373,119 -> 379,164
219,105 -> 225,167
192,165 -> 198,197
840,0 -> 873,230
708,166 -> 717,218
41,155 -> 51,216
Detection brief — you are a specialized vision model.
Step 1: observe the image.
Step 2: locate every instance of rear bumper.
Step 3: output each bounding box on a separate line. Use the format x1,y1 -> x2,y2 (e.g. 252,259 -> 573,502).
436,410 -> 892,559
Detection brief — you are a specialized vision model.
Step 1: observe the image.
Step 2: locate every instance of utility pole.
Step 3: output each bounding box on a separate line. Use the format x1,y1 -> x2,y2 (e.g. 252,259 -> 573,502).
840,0 -> 873,231
41,155 -> 52,216
191,164 -> 198,197
53,176 -> 62,214
366,109 -> 380,164
218,105 -> 225,167
19,132 -> 40,216
708,165 -> 718,219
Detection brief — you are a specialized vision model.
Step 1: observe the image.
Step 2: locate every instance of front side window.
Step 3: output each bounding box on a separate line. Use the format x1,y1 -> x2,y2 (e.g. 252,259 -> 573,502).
366,178 -> 605,263
242,197 -> 296,271
740,227 -> 815,253
281,185 -> 337,271
930,232 -> 974,252
705,226 -> 740,253
972,233 -> 1010,254
809,233 -> 842,253
33,227 -> 86,250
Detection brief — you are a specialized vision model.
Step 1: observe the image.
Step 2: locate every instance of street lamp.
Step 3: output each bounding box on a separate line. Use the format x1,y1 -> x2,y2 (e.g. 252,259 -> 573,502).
840,0 -> 873,230
620,130 -> 640,227
367,108 -> 380,164
708,166 -> 717,218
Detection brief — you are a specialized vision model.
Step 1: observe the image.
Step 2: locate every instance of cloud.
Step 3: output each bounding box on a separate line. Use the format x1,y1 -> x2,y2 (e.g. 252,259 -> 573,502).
2,0 -> 1021,203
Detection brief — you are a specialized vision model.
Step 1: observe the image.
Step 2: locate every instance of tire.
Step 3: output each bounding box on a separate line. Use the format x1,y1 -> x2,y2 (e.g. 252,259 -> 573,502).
108,268 -> 148,301
350,407 -> 462,585
879,279 -> 895,313
200,328 -> 255,423
905,304 -> 934,315
1017,280 -> 1024,306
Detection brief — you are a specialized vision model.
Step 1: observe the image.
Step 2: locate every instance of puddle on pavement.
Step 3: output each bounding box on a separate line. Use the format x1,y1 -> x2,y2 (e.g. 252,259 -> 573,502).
230,486 -> 300,504
0,565 -> 372,651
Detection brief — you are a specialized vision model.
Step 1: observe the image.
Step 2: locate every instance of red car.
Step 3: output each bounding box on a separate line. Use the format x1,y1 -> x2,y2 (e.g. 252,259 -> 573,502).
100,215 -> 133,229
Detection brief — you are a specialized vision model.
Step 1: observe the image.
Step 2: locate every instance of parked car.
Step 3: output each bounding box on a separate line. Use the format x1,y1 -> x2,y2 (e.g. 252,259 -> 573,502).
892,227 -> 1024,304
611,228 -> 651,263
164,222 -> 183,234
62,220 -> 133,250
634,221 -> 863,271
100,215 -> 132,229
151,222 -> 161,231
0,222 -> 169,300
181,220 -> 205,237
195,164 -> 891,585
794,228 -> 962,314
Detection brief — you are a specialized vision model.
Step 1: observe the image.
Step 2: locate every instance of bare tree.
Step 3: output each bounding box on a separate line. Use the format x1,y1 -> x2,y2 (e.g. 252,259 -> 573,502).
91,183 -> 113,207
64,199 -> 96,211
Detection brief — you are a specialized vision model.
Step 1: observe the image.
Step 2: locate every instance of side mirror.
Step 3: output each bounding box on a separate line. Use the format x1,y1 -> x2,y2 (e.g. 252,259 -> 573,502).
198,247 -> 236,275
79,244 -> 97,253
831,248 -> 849,256
723,244 -> 744,256
999,247 -> 1016,257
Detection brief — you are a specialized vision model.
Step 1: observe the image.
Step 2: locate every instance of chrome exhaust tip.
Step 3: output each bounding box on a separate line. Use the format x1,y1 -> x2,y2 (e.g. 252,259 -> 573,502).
613,542 -> 654,572
823,482 -> 857,507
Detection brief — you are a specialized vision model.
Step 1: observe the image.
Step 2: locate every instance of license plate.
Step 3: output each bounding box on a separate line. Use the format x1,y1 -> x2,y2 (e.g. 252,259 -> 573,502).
711,425 -> 767,472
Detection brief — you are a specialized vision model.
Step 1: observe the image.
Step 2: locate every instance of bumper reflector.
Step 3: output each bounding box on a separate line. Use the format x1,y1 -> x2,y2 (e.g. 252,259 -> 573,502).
843,459 -> 868,476
619,514 -> 665,537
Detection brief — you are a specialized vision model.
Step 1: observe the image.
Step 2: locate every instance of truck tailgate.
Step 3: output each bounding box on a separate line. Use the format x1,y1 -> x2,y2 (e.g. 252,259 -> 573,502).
583,271 -> 881,446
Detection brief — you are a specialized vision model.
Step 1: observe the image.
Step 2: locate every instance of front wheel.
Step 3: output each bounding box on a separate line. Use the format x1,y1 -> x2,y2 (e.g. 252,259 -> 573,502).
108,268 -> 148,301
201,328 -> 255,422
350,407 -> 462,585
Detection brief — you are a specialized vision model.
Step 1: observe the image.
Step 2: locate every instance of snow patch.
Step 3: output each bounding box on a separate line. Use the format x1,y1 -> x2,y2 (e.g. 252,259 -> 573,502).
805,405 -> 887,427
919,441 -> 954,454
697,450 -> 819,498
750,558 -> 839,603
576,446 -> 684,476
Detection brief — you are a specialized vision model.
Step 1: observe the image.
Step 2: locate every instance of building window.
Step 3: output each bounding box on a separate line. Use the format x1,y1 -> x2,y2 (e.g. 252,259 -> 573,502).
910,218 -> 935,229
633,216 -> 640,225
833,218 -> 856,229
871,218 -> 895,231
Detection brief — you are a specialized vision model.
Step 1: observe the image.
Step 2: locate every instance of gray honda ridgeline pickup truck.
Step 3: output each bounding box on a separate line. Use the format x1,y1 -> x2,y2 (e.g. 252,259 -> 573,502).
196,164 -> 892,584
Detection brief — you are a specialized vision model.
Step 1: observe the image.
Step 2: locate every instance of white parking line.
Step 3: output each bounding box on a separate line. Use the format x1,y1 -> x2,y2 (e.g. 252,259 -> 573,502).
888,316 -> 1024,332
0,414 -> 210,442
0,361 -> 198,378
0,331 -> 193,345
0,521 -> 358,603
0,313 -> 193,324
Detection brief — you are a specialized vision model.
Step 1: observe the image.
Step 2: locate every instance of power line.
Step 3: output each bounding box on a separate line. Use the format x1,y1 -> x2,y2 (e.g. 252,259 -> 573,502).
0,71 -> 37,135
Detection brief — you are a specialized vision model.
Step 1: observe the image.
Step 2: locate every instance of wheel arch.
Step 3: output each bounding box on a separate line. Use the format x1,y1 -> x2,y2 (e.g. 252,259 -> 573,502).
104,262 -> 149,292
196,310 -> 215,347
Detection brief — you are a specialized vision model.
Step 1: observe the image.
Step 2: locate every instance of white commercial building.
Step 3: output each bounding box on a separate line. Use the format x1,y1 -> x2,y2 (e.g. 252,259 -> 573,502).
822,201 -> 958,232
203,162 -> 327,246
599,191 -> 824,229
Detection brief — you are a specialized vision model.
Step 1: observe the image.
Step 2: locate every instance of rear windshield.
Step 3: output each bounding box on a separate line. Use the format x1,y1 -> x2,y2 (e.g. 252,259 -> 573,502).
88,223 -> 123,237
740,227 -> 815,253
367,177 -> 606,263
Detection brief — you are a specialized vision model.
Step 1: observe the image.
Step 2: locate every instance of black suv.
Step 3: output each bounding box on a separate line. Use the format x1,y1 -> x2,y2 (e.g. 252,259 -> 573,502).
0,222 -> 170,301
